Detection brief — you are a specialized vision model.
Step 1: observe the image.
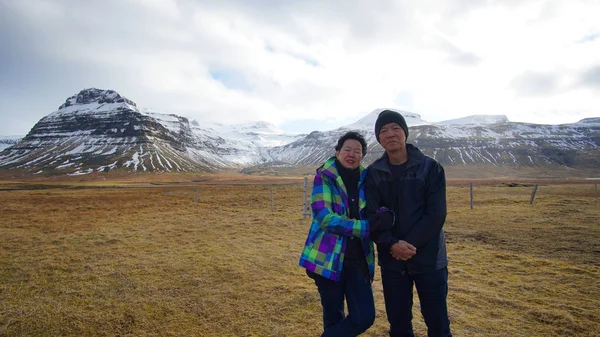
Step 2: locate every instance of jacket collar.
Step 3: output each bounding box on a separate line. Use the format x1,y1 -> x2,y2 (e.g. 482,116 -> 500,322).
318,156 -> 367,184
371,144 -> 424,173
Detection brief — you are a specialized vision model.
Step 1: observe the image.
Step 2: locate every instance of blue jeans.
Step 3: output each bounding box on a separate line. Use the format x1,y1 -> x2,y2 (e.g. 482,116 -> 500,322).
381,267 -> 451,337
308,259 -> 376,337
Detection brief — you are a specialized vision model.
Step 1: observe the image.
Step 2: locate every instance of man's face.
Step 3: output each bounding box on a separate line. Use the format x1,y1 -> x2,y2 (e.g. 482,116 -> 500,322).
378,122 -> 406,152
335,139 -> 363,169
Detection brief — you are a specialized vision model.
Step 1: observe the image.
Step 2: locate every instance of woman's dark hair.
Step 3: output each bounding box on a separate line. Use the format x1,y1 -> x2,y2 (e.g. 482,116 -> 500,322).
335,131 -> 367,157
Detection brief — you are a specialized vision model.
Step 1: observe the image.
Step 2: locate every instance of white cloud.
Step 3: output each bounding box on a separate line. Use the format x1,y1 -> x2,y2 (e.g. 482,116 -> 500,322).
0,0 -> 599,136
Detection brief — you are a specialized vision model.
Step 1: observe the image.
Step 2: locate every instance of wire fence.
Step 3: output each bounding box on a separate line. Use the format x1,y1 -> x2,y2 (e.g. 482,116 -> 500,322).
163,181 -> 598,215
449,182 -> 598,209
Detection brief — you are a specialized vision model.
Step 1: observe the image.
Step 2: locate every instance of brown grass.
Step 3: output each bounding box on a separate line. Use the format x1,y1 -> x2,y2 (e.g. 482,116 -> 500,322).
0,178 -> 599,336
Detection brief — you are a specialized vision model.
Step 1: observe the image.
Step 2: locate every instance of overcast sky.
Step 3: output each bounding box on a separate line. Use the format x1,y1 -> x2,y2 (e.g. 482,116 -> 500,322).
1,0 -> 599,136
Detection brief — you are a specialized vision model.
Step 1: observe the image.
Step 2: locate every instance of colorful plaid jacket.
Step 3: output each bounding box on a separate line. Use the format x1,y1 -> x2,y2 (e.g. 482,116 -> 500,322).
299,157 -> 375,282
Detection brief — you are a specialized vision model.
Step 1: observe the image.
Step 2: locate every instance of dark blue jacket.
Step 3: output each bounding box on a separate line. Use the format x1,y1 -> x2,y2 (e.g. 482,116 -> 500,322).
365,144 -> 448,274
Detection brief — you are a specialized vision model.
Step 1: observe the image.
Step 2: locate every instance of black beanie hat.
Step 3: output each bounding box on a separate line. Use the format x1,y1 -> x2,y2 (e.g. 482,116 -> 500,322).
375,110 -> 409,143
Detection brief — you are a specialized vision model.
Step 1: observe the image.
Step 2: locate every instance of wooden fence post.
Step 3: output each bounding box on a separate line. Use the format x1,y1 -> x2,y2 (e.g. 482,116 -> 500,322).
303,177 -> 309,218
530,184 -> 539,205
470,183 -> 474,209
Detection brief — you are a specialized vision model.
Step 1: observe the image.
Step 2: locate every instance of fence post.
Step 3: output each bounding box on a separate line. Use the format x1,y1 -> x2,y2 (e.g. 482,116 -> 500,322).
530,184 -> 539,205
303,177 -> 309,218
470,183 -> 473,209
270,185 -> 274,213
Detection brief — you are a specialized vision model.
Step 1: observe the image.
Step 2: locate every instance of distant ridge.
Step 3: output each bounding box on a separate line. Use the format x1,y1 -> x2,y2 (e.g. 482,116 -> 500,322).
0,136 -> 23,152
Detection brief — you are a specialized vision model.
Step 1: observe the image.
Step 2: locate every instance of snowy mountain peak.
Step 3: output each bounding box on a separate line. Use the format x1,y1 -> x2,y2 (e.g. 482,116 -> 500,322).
195,120 -> 301,148
347,108 -> 430,130
438,115 -> 509,125
240,121 -> 282,134
58,88 -> 137,110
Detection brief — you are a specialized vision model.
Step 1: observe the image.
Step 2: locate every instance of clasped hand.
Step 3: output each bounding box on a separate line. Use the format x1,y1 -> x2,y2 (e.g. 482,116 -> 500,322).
390,240 -> 416,261
370,208 -> 416,260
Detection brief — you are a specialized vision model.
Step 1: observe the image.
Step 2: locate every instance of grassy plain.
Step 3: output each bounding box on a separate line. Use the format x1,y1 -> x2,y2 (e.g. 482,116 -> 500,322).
0,176 -> 599,336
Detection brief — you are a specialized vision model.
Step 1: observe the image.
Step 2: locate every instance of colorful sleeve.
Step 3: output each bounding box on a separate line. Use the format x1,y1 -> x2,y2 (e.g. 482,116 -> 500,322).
311,172 -> 369,238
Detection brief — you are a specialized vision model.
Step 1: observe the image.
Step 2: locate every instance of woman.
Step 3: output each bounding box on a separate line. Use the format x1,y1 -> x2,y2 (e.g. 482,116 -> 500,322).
299,131 -> 392,337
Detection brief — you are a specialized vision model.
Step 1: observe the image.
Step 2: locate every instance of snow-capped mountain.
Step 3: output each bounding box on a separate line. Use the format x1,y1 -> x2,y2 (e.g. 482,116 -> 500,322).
263,109 -> 431,166
346,108 -> 430,131
0,136 -> 23,152
282,118 -> 599,169
1,88 -> 599,175
260,107 -> 599,169
407,121 -> 600,168
0,89 -> 302,175
193,120 -> 303,148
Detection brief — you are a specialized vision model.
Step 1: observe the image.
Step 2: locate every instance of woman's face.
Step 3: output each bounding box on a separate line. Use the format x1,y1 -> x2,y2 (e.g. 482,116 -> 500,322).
335,139 -> 363,170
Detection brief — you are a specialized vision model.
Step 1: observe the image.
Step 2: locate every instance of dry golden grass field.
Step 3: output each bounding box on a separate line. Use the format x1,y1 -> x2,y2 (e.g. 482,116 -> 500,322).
0,175 -> 599,336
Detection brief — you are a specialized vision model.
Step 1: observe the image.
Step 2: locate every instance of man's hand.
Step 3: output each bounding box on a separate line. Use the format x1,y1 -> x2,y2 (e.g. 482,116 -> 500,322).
390,240 -> 416,261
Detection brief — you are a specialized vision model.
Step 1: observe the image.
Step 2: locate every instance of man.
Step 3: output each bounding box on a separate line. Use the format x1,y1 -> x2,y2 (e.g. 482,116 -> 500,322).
365,110 -> 452,337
